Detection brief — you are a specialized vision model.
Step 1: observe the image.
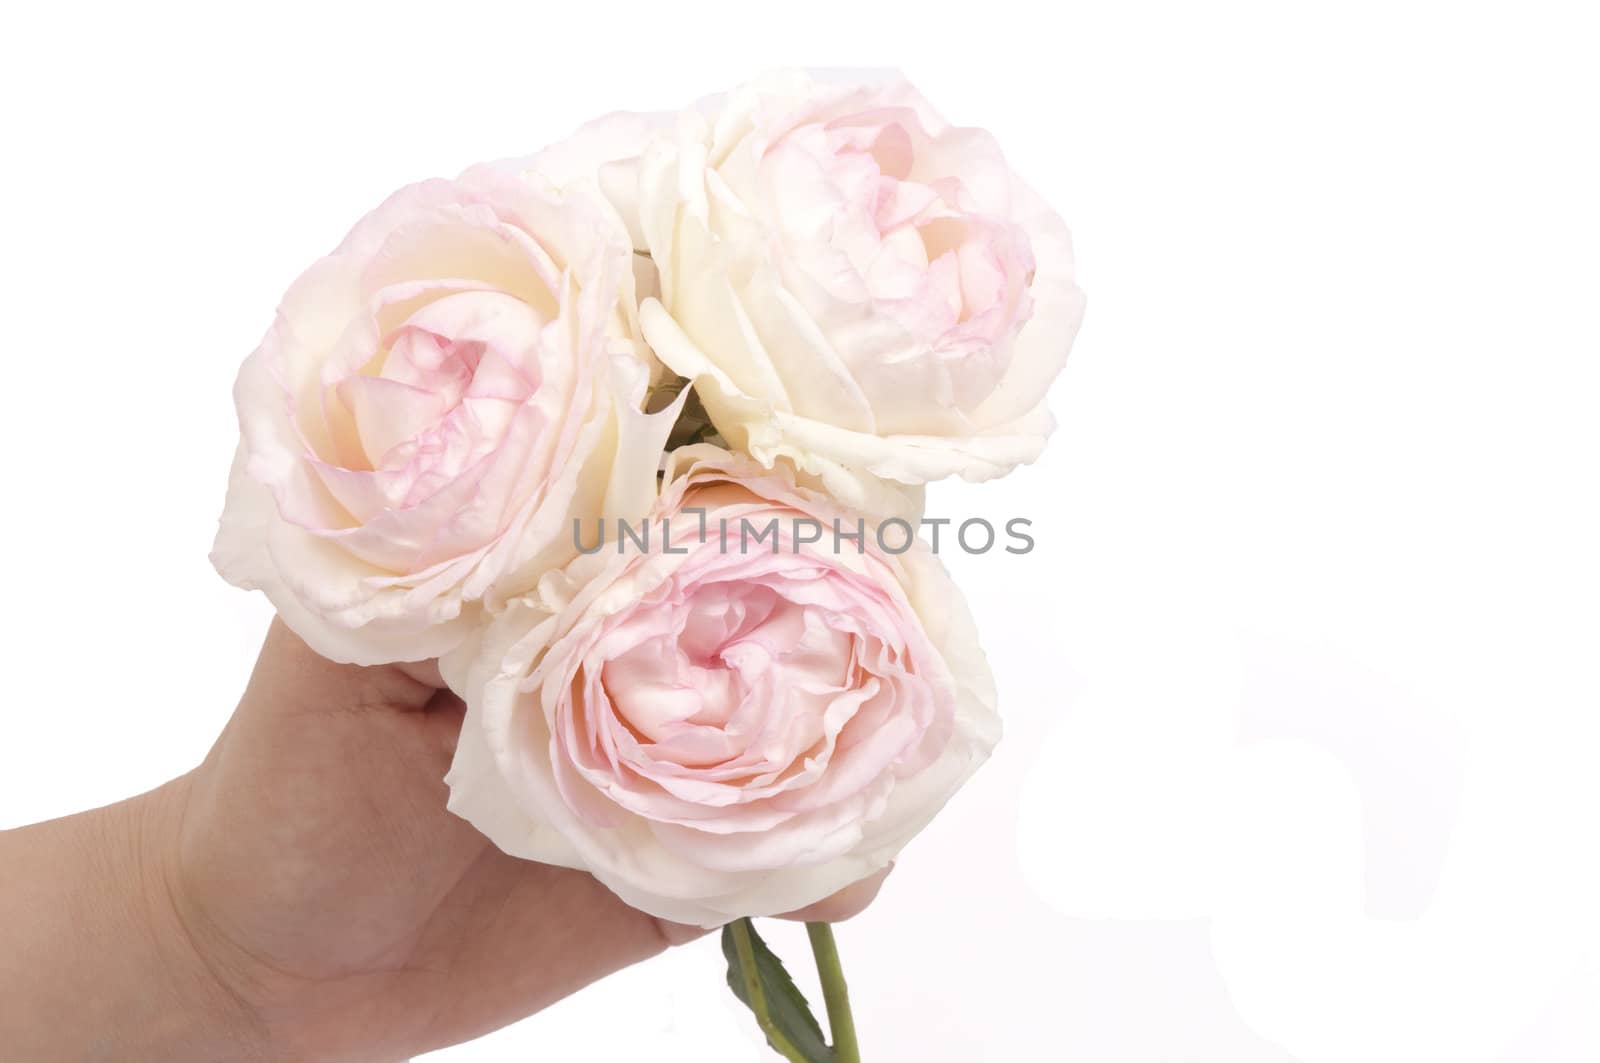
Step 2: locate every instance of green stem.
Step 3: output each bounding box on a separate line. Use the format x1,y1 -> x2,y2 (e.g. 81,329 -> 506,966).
730,918 -> 807,1062
805,922 -> 861,1063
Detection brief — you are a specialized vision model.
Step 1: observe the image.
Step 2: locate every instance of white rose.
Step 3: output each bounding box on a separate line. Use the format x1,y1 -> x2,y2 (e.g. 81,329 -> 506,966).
212,118 -> 681,665
634,70 -> 1085,509
442,446 -> 999,926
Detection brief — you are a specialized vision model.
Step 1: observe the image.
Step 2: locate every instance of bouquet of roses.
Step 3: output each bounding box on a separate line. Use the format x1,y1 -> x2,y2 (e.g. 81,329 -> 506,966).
212,68 -> 1083,1060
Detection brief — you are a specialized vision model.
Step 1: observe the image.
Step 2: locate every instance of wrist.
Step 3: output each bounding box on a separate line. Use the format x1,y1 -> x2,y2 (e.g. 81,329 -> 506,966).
117,776 -> 273,1060
0,778 -> 268,1061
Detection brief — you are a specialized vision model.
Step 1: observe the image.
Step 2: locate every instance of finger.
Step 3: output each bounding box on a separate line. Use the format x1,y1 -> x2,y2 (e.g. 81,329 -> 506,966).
396,657 -> 447,689
778,864 -> 893,923
422,690 -> 469,766
245,618 -> 443,716
652,918 -> 713,947
395,851 -> 695,1054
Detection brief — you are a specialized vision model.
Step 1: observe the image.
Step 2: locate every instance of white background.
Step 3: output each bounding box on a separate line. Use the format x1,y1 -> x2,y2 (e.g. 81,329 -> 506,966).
2,2 -> 1597,1059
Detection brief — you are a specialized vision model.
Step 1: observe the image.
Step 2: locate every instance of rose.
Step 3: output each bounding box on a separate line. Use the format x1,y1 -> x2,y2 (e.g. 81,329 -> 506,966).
212,121 -> 681,665
634,69 -> 1086,509
442,445 -> 1000,926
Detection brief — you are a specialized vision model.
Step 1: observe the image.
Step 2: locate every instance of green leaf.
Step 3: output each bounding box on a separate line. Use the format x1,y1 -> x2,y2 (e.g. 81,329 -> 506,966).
722,918 -> 835,1062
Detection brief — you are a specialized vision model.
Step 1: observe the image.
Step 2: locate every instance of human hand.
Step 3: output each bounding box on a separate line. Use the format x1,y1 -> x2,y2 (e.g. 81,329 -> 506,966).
0,619 -> 886,1061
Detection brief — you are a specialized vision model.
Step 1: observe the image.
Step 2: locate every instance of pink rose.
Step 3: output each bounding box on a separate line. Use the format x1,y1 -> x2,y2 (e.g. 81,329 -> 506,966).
213,124 -> 679,664
442,445 -> 999,926
636,70 -> 1086,508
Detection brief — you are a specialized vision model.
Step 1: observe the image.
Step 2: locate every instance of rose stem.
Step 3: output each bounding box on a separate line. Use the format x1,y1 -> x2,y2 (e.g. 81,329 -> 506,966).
730,918 -> 807,1062
805,921 -> 861,1062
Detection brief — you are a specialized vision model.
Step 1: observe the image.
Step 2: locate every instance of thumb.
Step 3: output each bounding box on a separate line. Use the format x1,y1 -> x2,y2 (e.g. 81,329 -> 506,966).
243,618 -> 447,716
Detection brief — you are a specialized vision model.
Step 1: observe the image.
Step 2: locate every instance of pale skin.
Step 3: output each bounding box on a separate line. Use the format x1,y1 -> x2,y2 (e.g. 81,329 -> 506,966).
0,620 -> 887,1061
